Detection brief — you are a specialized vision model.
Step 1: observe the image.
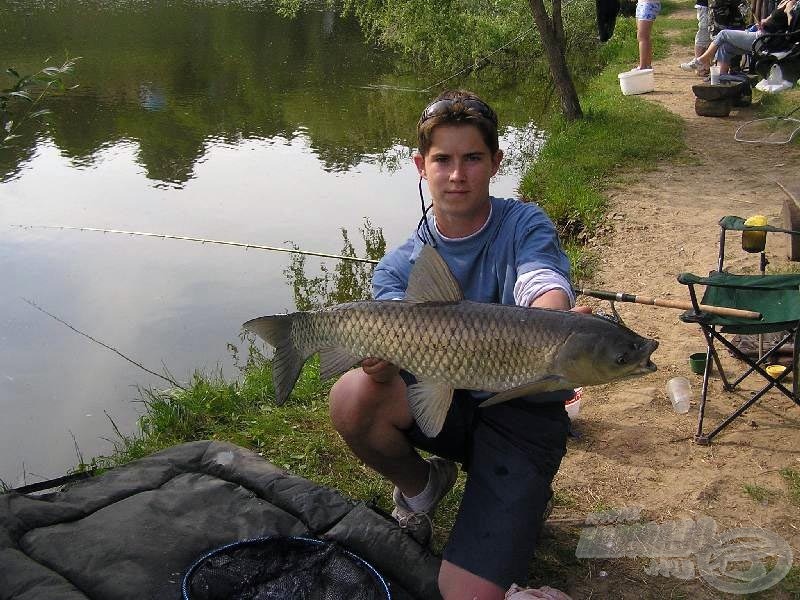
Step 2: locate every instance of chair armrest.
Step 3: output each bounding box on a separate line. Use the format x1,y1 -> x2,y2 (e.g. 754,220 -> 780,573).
753,29 -> 799,54
718,215 -> 800,236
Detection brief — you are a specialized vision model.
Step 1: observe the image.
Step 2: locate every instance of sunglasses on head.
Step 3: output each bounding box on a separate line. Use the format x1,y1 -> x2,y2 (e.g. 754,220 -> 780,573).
419,97 -> 497,125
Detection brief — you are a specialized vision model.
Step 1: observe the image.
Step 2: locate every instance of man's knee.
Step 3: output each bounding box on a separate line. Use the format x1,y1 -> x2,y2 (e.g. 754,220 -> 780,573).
328,369 -> 408,437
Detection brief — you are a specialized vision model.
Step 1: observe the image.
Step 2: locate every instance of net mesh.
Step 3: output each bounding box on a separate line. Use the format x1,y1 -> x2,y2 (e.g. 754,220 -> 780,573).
185,537 -> 390,600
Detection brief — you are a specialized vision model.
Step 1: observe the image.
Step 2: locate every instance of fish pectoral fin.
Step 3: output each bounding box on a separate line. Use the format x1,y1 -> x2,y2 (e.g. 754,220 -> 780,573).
319,346 -> 361,380
407,380 -> 454,438
478,377 -> 566,408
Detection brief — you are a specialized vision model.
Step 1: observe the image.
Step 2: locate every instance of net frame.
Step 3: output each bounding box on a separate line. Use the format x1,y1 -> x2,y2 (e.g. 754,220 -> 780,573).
181,535 -> 392,600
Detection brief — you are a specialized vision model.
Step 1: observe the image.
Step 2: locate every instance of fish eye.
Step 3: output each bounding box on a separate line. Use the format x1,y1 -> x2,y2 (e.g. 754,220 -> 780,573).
616,355 -> 628,365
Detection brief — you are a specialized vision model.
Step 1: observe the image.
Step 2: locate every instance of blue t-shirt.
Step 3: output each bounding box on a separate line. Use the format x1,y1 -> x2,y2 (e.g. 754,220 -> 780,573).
373,196 -> 574,405
373,196 -> 571,304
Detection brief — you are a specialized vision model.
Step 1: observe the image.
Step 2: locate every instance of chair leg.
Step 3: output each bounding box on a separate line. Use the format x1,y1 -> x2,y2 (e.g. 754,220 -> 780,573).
695,325 -> 720,444
694,325 -> 798,444
695,346 -> 714,445
794,327 -> 799,406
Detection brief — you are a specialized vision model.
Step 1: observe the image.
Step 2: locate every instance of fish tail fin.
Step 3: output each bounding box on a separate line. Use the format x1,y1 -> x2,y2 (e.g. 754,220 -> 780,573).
243,315 -> 307,406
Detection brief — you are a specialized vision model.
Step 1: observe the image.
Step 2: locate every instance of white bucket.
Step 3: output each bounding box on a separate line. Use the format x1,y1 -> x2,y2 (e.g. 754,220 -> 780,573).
618,68 -> 655,95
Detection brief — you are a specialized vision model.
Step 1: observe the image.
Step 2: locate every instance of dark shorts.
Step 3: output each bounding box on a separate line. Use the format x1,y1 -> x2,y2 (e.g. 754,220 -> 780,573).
399,372 -> 571,587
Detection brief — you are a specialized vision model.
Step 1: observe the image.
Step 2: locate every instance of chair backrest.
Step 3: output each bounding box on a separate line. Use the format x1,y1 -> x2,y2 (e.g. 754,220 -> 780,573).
680,271 -> 800,333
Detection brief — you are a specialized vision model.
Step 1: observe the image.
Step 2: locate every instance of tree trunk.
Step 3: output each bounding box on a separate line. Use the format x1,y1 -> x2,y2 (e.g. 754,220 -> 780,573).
527,0 -> 583,121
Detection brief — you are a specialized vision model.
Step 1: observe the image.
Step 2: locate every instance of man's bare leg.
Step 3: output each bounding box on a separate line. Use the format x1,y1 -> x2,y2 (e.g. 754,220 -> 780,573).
329,367 -> 429,496
439,560 -> 505,600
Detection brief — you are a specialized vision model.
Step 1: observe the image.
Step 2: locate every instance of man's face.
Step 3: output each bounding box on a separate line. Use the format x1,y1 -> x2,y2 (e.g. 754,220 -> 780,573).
414,124 -> 502,234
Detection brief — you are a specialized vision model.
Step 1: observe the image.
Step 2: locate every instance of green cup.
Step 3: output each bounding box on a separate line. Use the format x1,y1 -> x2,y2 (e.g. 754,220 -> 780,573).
689,352 -> 707,375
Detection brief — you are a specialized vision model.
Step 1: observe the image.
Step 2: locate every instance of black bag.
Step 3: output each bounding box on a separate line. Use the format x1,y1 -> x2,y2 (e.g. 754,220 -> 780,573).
709,0 -> 750,34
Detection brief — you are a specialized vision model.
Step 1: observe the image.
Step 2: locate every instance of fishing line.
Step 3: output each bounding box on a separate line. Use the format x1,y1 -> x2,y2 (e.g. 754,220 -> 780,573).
416,176 -> 438,247
359,0 -> 581,95
358,25 -> 535,94
12,225 -> 381,264
22,297 -> 186,390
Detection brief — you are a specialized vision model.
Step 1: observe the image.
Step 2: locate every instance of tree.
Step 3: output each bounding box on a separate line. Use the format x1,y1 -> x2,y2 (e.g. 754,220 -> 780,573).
526,0 -> 583,120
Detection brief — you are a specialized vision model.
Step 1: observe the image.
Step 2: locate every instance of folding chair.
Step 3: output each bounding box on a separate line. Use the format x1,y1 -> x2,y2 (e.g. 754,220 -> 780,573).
678,216 -> 800,444
751,5 -> 800,83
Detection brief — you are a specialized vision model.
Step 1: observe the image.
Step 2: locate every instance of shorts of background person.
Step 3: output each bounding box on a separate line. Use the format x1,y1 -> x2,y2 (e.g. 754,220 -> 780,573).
635,0 -> 662,21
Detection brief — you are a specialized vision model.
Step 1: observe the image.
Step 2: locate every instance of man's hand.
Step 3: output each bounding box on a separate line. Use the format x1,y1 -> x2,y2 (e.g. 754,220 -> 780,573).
361,358 -> 400,383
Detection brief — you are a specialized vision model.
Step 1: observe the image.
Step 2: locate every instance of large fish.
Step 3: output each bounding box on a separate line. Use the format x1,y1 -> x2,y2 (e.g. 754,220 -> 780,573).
244,245 -> 658,437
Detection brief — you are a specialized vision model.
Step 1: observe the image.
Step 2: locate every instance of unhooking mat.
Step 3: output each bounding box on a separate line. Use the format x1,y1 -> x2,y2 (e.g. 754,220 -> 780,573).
0,441 -> 441,600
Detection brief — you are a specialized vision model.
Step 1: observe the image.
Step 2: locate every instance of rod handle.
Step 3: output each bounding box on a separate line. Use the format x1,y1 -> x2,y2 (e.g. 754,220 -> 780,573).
577,288 -> 762,319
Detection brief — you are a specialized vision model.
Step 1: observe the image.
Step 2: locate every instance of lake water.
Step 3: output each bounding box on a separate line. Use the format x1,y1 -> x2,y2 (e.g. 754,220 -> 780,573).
0,0 -> 546,486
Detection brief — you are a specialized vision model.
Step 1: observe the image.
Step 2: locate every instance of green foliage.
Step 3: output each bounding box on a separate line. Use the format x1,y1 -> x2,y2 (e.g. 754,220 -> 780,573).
1,57 -> 78,148
284,218 -> 385,311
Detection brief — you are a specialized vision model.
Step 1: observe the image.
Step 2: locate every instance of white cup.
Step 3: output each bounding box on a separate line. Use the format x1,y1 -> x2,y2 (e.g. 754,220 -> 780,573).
710,65 -> 721,85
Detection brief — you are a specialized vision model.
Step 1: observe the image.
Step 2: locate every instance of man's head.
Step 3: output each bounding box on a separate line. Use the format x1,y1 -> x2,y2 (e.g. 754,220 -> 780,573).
417,90 -> 499,157
413,90 -> 503,238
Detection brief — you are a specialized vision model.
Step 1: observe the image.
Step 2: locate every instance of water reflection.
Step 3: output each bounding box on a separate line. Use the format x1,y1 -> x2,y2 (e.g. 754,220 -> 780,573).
0,0 -> 549,485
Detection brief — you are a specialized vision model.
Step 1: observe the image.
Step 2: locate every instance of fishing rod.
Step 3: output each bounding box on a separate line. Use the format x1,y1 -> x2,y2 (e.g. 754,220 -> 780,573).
577,288 -> 762,320
13,225 -> 380,265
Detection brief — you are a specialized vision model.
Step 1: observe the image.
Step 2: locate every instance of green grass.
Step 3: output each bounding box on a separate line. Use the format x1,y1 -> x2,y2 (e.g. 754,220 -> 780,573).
780,468 -> 800,506
743,483 -> 778,503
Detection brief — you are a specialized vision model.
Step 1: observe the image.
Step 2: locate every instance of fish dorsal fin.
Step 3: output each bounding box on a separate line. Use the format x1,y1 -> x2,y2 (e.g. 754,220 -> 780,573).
407,380 -> 454,437
405,245 -> 463,304
477,376 -> 566,408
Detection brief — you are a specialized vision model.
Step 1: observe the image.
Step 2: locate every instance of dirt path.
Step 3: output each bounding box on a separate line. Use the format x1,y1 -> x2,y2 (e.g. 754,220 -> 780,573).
549,10 -> 800,598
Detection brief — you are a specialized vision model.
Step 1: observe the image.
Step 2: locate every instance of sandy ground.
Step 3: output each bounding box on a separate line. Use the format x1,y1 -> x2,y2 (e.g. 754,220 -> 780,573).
545,10 -> 800,599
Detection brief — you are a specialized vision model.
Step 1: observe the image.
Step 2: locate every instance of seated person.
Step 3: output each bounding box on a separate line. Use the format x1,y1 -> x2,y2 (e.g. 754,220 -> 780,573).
680,0 -> 798,74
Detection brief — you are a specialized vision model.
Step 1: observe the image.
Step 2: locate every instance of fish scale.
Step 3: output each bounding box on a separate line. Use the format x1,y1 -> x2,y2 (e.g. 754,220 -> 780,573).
244,245 -> 658,437
292,301 -> 574,391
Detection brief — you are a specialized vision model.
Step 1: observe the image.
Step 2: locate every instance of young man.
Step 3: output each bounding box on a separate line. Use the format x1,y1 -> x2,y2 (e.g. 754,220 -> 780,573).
328,90 -> 577,600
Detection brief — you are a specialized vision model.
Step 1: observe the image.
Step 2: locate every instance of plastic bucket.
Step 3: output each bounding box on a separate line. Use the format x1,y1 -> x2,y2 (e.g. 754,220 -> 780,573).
689,352 -> 707,375
618,68 -> 654,95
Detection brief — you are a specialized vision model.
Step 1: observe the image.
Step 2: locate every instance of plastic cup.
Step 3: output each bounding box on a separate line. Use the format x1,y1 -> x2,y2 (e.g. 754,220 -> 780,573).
665,377 -> 691,414
710,65 -> 721,85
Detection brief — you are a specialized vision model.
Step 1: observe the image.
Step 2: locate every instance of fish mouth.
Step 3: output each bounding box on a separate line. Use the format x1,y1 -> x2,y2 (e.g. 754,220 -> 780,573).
640,339 -> 659,372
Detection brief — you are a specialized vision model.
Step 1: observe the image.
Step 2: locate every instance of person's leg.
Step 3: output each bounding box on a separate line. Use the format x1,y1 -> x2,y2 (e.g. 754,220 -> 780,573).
637,18 -> 655,68
694,6 -> 711,74
695,5 -> 711,56
682,39 -> 718,70
328,368 -> 429,495
711,28 -> 759,72
439,399 -> 570,599
439,561 -> 505,600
